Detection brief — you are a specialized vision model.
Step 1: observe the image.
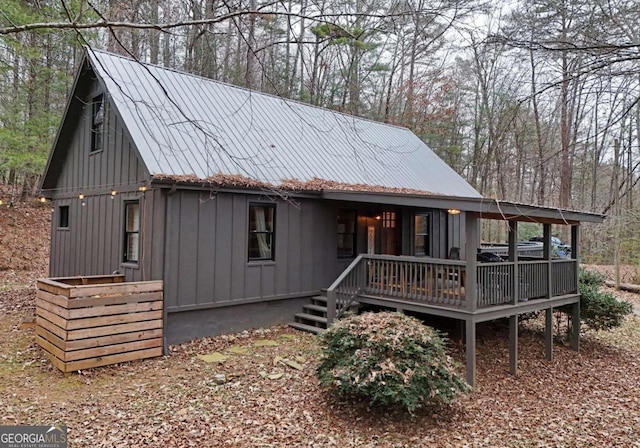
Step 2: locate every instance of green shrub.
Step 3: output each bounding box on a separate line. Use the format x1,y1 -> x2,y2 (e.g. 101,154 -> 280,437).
316,312 -> 468,415
579,267 -> 606,288
579,282 -> 633,331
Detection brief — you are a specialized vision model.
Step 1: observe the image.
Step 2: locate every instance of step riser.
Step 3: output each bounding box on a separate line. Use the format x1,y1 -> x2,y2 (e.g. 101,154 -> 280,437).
289,294 -> 330,334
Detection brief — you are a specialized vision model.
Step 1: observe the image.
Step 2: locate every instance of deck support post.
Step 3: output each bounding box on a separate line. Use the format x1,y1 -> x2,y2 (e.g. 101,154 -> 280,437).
509,314 -> 518,375
508,221 -> 518,304
464,213 -> 478,312
571,301 -> 580,352
545,307 -> 554,361
571,224 -> 580,292
465,318 -> 476,387
543,224 -> 552,299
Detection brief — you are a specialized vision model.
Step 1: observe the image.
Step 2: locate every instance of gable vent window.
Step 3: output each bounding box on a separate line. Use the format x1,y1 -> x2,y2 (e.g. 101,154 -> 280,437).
124,201 -> 140,263
91,94 -> 105,152
58,206 -> 69,229
248,204 -> 275,261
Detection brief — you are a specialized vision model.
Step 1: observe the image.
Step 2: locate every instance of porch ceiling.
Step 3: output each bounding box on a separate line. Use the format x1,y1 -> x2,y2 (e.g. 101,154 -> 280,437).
321,190 -> 605,225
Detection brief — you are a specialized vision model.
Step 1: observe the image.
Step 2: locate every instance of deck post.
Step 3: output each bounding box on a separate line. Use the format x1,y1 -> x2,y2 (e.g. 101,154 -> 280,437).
571,225 -> 580,351
543,223 -> 552,299
508,220 -> 518,305
509,314 -> 518,375
571,301 -> 580,351
326,290 -> 336,326
464,212 -> 478,312
545,307 -> 554,361
571,224 -> 580,292
465,318 -> 476,387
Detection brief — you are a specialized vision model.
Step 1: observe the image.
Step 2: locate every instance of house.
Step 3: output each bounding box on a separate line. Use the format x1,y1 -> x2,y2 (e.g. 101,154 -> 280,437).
40,48 -> 604,385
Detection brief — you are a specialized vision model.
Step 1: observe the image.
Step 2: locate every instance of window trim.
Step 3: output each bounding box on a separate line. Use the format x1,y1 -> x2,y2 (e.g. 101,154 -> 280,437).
123,200 -> 141,264
337,210 -> 357,258
58,205 -> 70,230
90,94 -> 105,153
414,213 -> 430,256
248,203 -> 276,262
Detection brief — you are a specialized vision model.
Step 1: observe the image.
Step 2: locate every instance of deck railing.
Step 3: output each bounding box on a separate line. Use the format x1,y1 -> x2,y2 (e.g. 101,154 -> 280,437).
326,254 -> 579,324
477,262 -> 513,307
326,255 -> 366,323
363,255 -> 467,307
552,259 -> 578,296
519,260 -> 548,301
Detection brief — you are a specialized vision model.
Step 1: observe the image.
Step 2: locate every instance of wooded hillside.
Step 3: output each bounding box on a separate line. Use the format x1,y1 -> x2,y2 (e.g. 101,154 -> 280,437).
1,0 -> 639,262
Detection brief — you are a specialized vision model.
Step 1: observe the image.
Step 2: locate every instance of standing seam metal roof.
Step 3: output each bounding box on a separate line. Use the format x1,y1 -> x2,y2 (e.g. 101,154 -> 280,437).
87,48 -> 482,198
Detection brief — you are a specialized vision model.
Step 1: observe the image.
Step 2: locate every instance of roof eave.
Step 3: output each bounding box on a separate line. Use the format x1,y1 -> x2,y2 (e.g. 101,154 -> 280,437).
320,190 -> 605,224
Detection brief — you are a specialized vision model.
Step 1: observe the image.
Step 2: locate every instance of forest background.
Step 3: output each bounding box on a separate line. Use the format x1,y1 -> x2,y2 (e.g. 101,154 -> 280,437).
1,0 -> 639,265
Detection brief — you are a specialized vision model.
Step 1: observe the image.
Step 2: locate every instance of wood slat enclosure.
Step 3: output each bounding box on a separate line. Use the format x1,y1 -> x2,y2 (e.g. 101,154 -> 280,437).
35,275 -> 164,373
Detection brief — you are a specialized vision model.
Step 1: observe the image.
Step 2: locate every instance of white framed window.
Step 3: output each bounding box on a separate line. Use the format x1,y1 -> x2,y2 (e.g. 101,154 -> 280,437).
248,204 -> 275,261
124,201 -> 140,263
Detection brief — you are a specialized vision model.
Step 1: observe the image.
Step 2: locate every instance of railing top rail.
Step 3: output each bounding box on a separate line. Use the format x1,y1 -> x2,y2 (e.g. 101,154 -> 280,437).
477,261 -> 515,267
551,258 -> 577,264
361,254 -> 466,266
327,254 -> 365,292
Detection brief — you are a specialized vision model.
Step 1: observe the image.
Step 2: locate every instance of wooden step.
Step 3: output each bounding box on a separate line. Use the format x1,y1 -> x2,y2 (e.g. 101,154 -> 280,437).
303,304 -> 328,315
311,295 -> 327,304
294,312 -> 327,325
288,322 -> 325,334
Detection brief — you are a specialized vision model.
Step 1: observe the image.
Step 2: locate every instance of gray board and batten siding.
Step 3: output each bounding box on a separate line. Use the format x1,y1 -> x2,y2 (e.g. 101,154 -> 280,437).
46,74 -> 164,283
162,191 -> 342,311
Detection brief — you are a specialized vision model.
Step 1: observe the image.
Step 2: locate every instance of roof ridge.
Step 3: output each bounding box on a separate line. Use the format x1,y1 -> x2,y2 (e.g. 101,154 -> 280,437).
86,46 -> 412,133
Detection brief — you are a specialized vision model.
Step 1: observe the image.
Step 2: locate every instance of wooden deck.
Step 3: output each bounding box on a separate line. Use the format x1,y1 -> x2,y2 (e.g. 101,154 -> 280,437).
326,254 -> 578,322
326,253 -> 581,387
36,275 -> 164,373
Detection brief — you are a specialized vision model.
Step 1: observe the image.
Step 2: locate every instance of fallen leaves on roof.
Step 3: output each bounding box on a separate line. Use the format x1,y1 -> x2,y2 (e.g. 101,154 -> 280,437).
151,173 -> 436,196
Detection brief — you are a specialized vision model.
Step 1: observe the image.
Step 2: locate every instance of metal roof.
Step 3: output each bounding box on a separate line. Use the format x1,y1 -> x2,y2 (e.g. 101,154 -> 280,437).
87,49 -> 481,198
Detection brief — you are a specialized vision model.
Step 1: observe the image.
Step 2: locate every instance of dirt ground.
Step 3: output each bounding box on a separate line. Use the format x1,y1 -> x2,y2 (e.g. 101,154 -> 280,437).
2,202 -> 640,446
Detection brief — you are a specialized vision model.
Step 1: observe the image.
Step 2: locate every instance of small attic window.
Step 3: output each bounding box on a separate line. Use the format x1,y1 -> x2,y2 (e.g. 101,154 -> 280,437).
90,94 -> 104,152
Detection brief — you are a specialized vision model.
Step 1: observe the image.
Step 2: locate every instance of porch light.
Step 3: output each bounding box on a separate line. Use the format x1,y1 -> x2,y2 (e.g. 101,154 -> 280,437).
138,185 -> 147,192
39,197 -> 47,203
111,190 -> 117,198
375,215 -> 382,220
78,193 -> 84,200
0,200 -> 3,206
447,208 -> 461,215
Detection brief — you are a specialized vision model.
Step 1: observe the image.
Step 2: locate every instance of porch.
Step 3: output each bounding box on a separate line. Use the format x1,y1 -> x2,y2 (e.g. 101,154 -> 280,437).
324,208 -> 586,388
327,253 -> 579,320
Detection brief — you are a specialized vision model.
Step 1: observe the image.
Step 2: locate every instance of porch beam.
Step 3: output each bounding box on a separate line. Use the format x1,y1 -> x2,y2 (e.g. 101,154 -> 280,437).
465,318 -> 476,387
544,223 -> 552,299
464,212 -> 478,312
508,221 -> 518,305
509,314 -> 518,375
545,307 -> 553,361
319,191 -> 606,224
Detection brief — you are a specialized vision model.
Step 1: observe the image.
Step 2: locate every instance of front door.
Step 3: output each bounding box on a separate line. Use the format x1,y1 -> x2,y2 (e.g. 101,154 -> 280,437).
381,211 -> 401,256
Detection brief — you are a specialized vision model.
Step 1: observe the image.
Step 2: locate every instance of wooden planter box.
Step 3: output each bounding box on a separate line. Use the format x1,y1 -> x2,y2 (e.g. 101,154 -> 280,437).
35,275 -> 164,373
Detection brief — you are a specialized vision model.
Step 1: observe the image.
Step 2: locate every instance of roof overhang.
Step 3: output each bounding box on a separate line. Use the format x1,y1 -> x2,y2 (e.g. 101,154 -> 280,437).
320,190 -> 606,225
